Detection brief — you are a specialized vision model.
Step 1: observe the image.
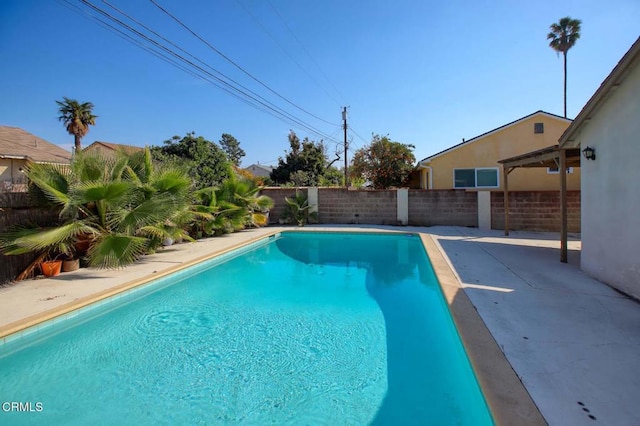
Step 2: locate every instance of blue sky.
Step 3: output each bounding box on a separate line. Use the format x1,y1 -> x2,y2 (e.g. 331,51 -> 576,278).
1,1 -> 639,167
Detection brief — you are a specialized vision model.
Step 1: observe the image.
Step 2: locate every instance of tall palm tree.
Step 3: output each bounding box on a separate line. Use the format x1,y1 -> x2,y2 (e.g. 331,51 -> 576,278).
56,97 -> 98,152
547,17 -> 582,118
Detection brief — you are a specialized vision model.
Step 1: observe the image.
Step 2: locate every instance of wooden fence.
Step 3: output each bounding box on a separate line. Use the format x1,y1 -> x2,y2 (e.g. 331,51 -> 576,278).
0,193 -> 61,285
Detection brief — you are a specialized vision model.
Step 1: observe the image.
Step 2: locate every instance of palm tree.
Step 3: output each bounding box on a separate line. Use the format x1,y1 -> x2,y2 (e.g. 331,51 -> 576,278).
547,17 -> 582,118
56,97 -> 97,152
0,148 -> 192,269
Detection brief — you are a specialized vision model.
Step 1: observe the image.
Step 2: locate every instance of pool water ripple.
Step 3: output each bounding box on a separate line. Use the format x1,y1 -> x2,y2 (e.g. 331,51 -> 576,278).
0,232 -> 492,425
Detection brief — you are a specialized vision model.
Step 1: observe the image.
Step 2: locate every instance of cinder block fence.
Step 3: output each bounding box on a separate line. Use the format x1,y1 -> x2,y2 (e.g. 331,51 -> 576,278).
260,188 -> 581,233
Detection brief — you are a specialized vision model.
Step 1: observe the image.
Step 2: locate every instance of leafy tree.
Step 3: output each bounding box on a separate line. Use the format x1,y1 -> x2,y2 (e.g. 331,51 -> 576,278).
151,132 -> 231,189
351,134 -> 416,189
219,133 -> 246,166
548,17 -> 582,118
319,166 -> 343,186
270,131 -> 333,186
56,97 -> 97,152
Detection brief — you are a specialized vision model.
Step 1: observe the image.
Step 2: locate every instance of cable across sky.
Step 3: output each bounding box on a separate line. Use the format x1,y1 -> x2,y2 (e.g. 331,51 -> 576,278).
73,0 -> 343,144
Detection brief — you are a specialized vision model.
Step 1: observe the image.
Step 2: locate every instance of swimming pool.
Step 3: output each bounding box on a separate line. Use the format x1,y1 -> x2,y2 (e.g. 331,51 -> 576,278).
0,231 -> 493,425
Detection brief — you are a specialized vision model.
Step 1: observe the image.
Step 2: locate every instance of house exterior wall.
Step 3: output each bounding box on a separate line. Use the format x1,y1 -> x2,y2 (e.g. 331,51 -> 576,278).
0,158 -> 28,191
423,114 -> 580,191
575,63 -> 640,298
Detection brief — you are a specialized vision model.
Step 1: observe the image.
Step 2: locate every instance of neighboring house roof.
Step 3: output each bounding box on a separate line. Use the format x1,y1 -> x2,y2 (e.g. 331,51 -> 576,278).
84,141 -> 145,154
244,164 -> 274,175
419,110 -> 572,164
0,125 -> 71,164
559,37 -> 640,149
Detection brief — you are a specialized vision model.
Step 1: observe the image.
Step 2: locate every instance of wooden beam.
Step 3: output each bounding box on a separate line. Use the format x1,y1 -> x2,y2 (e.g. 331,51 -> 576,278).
504,166 -> 510,236
499,149 -> 561,168
560,149 -> 568,263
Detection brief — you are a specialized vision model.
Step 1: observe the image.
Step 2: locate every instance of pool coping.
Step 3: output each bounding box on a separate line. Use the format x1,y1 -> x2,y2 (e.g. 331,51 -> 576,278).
420,234 -> 547,426
0,226 -> 546,425
0,229 -> 282,339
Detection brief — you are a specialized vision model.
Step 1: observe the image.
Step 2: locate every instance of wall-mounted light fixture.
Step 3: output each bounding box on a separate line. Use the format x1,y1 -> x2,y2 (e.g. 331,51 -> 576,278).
582,146 -> 596,161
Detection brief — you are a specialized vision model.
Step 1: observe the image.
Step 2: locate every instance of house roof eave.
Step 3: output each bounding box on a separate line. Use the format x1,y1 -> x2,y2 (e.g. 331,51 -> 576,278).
418,110 -> 572,164
559,37 -> 640,149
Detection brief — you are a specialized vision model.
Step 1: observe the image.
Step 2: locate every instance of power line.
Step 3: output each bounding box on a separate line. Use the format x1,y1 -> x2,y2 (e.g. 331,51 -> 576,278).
266,0 -> 347,105
236,0 -> 343,107
58,0 -> 206,82
149,0 -> 338,126
71,0 -> 341,143
349,126 -> 370,146
99,0 -> 307,124
81,0 -> 306,128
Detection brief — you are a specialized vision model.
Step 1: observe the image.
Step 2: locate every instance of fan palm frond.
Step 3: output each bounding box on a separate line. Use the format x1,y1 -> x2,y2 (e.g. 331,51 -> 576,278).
88,234 -> 148,269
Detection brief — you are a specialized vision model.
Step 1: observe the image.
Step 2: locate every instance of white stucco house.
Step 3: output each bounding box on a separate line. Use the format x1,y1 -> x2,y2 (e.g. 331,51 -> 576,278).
559,37 -> 640,298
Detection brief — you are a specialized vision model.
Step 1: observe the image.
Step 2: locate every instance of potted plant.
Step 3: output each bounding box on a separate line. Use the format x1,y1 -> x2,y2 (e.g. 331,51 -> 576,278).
61,251 -> 80,272
0,229 -> 78,279
41,254 -> 64,277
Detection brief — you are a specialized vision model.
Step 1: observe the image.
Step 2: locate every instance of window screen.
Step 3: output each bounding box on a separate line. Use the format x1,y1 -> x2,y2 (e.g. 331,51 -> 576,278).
454,169 -> 476,188
477,169 -> 498,187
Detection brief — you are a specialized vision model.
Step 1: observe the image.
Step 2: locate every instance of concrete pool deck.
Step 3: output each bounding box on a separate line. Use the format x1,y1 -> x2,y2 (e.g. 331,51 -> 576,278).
1,225 -> 639,425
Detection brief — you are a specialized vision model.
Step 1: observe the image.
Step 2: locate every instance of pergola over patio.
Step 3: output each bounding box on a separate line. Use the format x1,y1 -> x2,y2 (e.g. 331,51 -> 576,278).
498,145 -> 581,263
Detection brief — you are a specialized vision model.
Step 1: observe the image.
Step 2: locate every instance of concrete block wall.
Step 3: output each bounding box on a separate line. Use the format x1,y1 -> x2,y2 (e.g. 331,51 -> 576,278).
491,191 -> 581,233
318,188 -> 398,225
259,187 -> 298,224
260,188 -> 580,233
408,190 -> 478,227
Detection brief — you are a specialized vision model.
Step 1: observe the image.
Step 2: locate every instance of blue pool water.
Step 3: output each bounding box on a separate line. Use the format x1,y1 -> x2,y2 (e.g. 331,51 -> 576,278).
0,232 -> 493,425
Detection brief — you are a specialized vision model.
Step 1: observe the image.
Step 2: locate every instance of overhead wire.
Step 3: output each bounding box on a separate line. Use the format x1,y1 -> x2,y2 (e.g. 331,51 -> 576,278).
265,0 -> 347,105
149,0 -> 339,126
58,0 -> 207,83
72,0 -> 340,143
98,0 -> 306,126
80,0 -> 305,130
349,126 -> 370,148
235,0 -> 343,107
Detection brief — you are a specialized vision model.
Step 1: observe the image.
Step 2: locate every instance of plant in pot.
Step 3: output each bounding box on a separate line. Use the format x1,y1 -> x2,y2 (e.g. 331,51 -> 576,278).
61,249 -> 80,272
0,223 -> 87,279
39,239 -> 79,276
41,253 -> 64,277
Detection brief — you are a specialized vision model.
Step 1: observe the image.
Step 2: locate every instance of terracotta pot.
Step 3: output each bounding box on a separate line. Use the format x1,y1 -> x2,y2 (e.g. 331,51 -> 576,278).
41,260 -> 63,277
75,238 -> 91,256
62,259 -> 80,272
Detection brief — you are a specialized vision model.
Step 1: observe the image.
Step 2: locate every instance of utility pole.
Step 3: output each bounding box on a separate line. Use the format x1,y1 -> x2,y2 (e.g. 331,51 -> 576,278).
342,106 -> 348,188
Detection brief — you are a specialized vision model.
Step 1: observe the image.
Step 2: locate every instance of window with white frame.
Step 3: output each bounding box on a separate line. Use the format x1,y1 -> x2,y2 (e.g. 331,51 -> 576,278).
453,168 -> 499,188
547,166 -> 574,174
